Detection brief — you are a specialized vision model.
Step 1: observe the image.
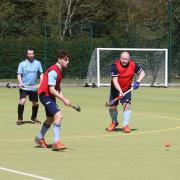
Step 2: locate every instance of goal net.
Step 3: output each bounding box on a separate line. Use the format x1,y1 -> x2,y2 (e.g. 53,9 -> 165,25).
86,48 -> 168,87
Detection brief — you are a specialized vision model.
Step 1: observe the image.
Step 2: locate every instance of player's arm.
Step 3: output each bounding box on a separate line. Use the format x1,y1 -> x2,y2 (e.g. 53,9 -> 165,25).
38,73 -> 43,88
17,63 -> 23,87
136,69 -> 145,83
111,64 -> 123,96
133,63 -> 145,89
135,63 -> 145,83
112,77 -> 123,96
49,87 -> 70,106
38,62 -> 44,88
17,74 -> 23,86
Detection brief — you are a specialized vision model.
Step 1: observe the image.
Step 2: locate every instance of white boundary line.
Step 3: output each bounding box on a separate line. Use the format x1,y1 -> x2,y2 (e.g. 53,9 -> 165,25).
0,166 -> 54,180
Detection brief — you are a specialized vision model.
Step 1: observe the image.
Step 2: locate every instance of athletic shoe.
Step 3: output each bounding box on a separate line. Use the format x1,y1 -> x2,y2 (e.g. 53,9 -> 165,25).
106,122 -> 119,131
31,118 -> 41,124
52,141 -> 66,151
34,137 -> 48,148
16,119 -> 23,125
123,125 -> 131,133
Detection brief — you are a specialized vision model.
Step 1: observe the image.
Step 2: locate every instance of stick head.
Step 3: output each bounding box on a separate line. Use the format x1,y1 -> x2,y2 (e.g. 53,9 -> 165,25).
6,83 -> 19,88
76,105 -> 81,112
71,104 -> 81,112
6,83 -> 10,88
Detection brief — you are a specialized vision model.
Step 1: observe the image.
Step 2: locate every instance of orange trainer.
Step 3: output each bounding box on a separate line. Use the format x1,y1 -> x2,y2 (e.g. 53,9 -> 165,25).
52,141 -> 66,151
122,125 -> 131,133
106,122 -> 119,131
34,137 -> 48,148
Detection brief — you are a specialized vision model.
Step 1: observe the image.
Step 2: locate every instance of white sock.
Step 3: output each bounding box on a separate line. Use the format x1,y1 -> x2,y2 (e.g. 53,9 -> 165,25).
123,110 -> 131,127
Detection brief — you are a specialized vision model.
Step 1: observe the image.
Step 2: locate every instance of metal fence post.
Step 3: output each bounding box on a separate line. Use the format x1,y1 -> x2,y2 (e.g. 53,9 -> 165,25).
168,0 -> 173,83
44,23 -> 47,70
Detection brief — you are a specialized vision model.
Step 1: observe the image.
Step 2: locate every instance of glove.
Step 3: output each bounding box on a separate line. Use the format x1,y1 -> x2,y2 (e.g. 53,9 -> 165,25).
133,81 -> 140,90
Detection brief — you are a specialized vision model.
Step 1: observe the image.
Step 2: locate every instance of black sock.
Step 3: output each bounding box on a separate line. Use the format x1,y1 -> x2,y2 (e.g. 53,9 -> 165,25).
18,104 -> 24,120
31,105 -> 39,120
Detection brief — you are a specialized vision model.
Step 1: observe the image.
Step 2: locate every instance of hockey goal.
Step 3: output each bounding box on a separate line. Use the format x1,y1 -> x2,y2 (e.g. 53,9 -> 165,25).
86,48 -> 168,87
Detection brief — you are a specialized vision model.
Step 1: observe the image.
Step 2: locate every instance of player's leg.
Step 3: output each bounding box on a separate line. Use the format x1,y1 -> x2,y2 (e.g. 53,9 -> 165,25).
106,86 -> 119,131
109,106 -> 118,124
122,102 -> 131,133
52,111 -> 66,150
17,89 -> 27,125
35,116 -> 53,148
37,117 -> 54,139
29,92 -> 41,124
120,92 -> 132,133
35,94 -> 65,150
35,94 -> 57,148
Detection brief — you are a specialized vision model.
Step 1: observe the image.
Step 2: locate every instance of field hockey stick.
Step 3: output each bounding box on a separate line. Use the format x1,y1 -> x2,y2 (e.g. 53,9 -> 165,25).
6,83 -> 38,89
70,104 -> 81,112
105,87 -> 134,107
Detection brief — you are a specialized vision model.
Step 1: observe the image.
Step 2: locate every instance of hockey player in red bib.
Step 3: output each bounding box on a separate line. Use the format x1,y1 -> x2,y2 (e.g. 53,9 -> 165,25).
35,49 -> 71,150
106,51 -> 145,133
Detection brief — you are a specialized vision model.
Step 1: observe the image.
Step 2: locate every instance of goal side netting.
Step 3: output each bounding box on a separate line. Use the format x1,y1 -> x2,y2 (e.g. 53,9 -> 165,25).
86,48 -> 168,87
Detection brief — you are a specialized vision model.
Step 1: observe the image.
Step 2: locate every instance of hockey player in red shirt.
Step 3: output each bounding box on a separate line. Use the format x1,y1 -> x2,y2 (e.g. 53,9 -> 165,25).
106,51 -> 145,133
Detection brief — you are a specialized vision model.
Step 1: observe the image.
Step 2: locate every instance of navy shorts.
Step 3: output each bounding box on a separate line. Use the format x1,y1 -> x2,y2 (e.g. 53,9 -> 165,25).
19,89 -> 38,102
109,86 -> 131,106
39,93 -> 60,117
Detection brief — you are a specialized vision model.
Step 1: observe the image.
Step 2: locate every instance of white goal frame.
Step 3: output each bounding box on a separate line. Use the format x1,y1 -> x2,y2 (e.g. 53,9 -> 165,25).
96,48 -> 168,87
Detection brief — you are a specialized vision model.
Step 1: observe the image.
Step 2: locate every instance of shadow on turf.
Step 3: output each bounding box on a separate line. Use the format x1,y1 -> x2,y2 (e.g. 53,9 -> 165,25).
34,144 -> 70,152
16,120 -> 41,125
34,144 -> 52,149
106,128 -> 138,132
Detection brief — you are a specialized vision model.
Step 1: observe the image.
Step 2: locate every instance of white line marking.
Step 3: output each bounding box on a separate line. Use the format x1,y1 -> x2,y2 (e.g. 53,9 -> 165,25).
0,167 -> 54,180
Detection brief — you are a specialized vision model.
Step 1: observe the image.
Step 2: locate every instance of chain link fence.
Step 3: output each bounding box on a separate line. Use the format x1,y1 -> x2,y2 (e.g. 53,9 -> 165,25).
0,20 -> 179,86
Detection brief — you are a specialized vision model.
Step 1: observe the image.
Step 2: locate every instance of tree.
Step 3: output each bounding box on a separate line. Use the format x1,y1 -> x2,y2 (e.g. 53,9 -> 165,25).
0,0 -> 15,38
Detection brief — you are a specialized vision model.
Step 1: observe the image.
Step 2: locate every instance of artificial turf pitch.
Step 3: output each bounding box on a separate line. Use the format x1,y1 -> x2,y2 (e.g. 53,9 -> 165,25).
0,87 -> 180,180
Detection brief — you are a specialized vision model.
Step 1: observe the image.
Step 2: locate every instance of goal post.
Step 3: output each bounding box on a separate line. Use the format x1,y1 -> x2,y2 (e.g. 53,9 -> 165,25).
86,48 -> 168,87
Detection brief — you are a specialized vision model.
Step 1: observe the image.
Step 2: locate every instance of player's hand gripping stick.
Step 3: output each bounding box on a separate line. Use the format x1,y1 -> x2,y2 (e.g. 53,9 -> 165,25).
105,87 -> 134,107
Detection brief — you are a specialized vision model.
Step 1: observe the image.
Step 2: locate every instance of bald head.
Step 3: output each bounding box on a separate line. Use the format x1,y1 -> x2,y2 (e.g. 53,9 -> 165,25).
120,51 -> 130,66
120,52 -> 130,60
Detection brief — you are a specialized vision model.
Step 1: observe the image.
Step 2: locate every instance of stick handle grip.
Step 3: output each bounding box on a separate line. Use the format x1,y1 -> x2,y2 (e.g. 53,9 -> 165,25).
107,87 -> 134,106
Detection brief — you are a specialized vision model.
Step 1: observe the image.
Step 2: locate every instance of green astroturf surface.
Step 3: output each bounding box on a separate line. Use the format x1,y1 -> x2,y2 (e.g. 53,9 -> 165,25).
0,87 -> 180,180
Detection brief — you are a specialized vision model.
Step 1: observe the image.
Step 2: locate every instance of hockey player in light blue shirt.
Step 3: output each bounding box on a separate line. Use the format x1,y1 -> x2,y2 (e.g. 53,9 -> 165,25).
17,48 -> 43,125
